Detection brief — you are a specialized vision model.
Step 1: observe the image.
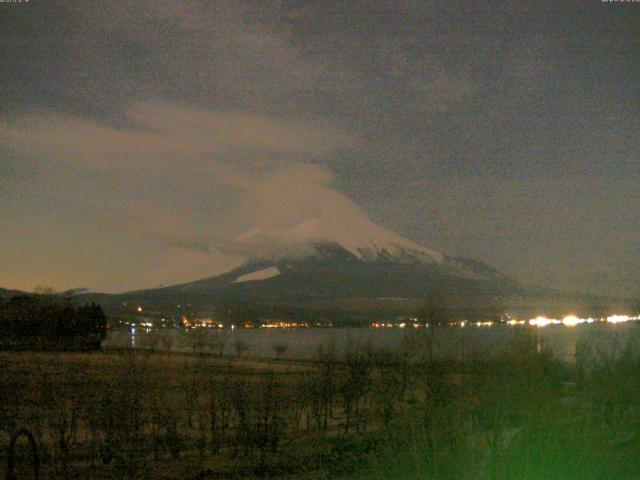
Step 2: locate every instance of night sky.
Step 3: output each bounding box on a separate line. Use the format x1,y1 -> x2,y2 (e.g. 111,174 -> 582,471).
1,1 -> 638,296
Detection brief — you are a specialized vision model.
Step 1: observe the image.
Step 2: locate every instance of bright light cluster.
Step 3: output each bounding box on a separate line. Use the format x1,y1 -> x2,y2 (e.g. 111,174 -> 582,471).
606,314 -> 640,324
367,313 -> 640,329
561,315 -> 595,327
507,319 -> 526,326
262,321 -> 310,328
525,314 -> 639,327
529,316 -> 561,327
475,321 -> 494,327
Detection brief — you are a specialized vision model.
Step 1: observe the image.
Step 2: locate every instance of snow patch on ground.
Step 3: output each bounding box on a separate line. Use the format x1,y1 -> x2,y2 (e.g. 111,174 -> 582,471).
232,266 -> 281,283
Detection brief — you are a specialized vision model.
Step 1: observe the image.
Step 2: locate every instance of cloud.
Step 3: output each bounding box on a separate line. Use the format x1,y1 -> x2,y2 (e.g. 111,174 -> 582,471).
129,103 -> 351,154
95,162 -> 393,291
0,101 -> 356,292
223,164 -> 348,231
114,247 -> 244,292
0,103 -> 352,171
52,1 -> 339,110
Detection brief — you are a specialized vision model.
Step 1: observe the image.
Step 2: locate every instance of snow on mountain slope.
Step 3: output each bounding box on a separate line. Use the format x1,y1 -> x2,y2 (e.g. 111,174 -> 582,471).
232,266 -> 281,283
221,166 -> 443,265
234,210 -> 443,264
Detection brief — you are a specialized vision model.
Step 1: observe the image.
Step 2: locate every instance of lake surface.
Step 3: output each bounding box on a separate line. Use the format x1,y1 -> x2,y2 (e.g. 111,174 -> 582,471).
105,322 -> 640,363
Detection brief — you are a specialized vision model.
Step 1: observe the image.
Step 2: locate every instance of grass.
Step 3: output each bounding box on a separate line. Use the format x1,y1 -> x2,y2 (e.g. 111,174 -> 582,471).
1,327 -> 640,479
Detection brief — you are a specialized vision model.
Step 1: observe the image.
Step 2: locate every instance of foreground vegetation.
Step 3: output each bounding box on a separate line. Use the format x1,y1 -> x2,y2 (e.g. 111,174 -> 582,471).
0,295 -> 106,351
2,327 -> 640,479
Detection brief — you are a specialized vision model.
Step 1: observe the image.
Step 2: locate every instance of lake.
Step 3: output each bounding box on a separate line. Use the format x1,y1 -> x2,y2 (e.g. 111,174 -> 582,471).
105,321 -> 640,363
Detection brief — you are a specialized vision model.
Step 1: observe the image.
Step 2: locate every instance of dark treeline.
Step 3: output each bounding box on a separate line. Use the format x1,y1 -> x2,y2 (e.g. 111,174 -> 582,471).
0,295 -> 106,351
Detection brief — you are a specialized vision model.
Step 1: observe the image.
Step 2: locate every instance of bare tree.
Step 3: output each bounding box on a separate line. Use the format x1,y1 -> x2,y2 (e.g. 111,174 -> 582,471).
233,339 -> 249,359
411,296 -> 453,363
271,342 -> 288,359
185,328 -> 210,355
159,330 -> 175,354
139,328 -> 161,351
33,285 -> 56,295
210,329 -> 227,357
339,346 -> 373,433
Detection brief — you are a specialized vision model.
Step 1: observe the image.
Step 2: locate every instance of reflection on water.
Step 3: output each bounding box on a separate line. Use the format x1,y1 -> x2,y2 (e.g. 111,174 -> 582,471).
105,322 -> 640,363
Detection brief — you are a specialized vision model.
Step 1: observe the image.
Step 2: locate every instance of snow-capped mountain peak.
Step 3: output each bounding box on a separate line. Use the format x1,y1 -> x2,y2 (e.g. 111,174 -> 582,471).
233,209 -> 443,264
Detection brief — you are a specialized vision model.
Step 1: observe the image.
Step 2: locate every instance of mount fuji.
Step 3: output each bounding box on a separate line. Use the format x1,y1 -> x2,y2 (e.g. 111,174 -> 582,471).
104,208 -> 531,316
68,169 -> 562,319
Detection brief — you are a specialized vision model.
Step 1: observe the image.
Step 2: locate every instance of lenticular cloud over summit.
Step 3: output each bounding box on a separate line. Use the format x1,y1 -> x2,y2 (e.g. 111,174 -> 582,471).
222,165 -> 443,264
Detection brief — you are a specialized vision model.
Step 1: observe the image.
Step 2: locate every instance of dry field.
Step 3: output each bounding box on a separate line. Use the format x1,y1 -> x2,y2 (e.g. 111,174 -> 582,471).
2,328 -> 640,479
